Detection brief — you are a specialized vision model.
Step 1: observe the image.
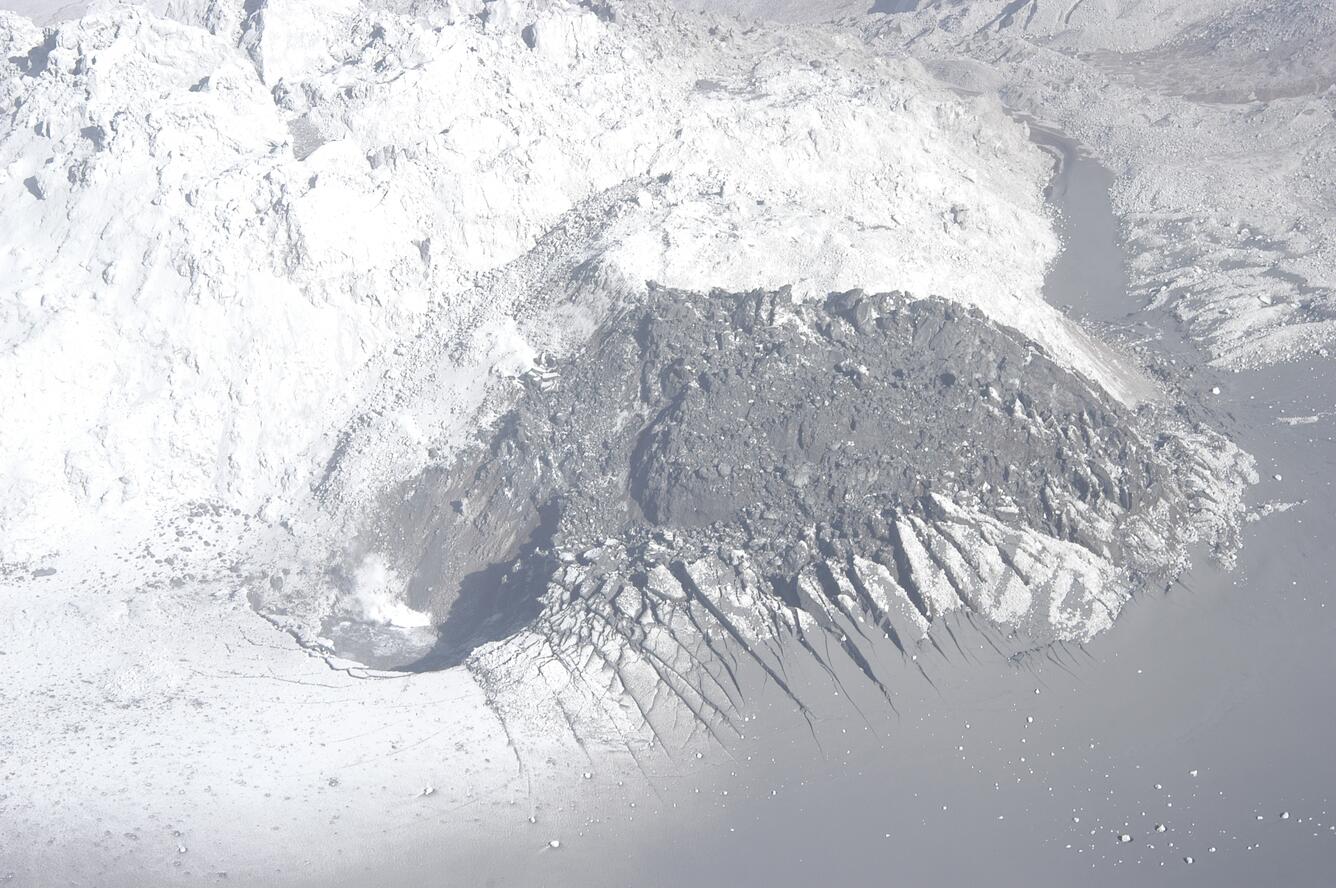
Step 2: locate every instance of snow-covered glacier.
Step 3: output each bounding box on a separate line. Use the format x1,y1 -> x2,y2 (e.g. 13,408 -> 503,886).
7,0 -> 1327,885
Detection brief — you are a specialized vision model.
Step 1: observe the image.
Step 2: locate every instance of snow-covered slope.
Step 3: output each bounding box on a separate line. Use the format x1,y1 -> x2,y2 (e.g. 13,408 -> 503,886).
857,0 -> 1336,369
0,0 -> 1095,560
0,3 -> 1273,883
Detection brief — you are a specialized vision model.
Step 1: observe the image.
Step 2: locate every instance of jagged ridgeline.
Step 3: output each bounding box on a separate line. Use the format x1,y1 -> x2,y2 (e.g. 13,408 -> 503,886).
300,286 -> 1250,741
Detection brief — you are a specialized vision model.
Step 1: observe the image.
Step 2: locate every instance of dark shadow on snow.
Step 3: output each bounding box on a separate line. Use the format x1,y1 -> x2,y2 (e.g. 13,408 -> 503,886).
395,501 -> 562,672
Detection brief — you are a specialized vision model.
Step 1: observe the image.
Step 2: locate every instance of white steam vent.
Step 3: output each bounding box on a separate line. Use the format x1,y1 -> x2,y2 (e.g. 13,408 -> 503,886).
344,554 -> 434,629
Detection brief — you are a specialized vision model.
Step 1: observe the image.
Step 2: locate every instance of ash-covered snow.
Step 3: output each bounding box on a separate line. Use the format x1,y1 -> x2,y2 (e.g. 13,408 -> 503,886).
251,285 -> 1253,746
